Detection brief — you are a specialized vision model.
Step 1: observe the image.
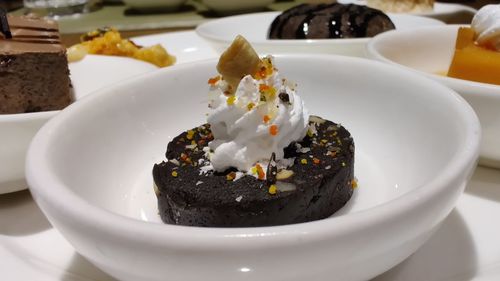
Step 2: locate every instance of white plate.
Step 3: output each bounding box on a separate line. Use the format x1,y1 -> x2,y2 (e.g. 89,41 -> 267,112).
339,0 -> 477,20
196,11 -> 444,57
0,31 -> 217,195
72,30 -> 218,99
2,166 -> 500,280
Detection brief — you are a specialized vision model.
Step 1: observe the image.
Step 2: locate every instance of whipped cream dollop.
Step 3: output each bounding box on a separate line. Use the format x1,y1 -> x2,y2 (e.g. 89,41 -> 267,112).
207,56 -> 309,172
471,4 -> 500,51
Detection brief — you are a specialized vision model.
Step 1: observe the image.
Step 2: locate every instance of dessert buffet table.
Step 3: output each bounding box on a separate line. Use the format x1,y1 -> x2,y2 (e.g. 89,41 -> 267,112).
11,0 -> 487,45
2,1 -> 500,281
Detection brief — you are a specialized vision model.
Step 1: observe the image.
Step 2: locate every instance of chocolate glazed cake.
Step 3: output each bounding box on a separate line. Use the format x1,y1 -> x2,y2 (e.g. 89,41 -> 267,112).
268,3 -> 395,39
0,15 -> 71,114
153,116 -> 355,227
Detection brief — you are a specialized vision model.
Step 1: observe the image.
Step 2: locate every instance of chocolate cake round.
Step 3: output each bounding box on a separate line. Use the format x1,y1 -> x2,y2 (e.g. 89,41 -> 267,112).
152,116 -> 355,227
268,3 -> 395,39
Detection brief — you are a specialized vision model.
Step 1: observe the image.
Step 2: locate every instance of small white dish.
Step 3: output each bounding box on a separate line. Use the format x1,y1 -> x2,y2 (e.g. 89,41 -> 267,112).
366,25 -> 500,168
195,11 -> 444,57
202,0 -> 274,14
122,0 -> 187,11
26,55 -> 479,281
0,56 -> 156,194
0,30 -> 217,195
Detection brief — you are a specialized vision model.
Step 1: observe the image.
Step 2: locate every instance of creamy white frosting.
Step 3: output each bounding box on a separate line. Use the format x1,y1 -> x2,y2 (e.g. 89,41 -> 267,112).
207,56 -> 309,172
471,4 -> 500,51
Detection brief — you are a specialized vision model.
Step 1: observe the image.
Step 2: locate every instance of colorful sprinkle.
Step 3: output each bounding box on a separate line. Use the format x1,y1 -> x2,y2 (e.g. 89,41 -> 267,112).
351,179 -> 358,189
208,76 -> 220,85
226,172 -> 236,181
269,124 -> 279,136
301,159 -> 308,165
255,164 -> 265,180
247,102 -> 255,111
313,158 -> 320,165
227,95 -> 236,106
263,115 -> 271,123
268,184 -> 277,195
171,171 -> 178,177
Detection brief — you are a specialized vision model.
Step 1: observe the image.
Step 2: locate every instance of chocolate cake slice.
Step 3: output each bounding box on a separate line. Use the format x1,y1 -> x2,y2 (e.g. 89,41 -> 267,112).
268,3 -> 395,39
153,116 -> 355,227
0,15 -> 71,114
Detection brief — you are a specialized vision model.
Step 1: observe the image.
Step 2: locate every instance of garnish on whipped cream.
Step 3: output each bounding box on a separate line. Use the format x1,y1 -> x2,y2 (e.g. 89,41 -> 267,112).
471,4 -> 500,51
206,35 -> 309,173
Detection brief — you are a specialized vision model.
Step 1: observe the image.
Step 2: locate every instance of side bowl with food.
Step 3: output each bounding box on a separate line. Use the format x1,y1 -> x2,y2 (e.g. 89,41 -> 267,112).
367,4 -> 500,168
26,36 -> 480,280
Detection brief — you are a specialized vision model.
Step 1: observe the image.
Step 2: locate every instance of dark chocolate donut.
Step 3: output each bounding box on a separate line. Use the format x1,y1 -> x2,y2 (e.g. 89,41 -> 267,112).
268,3 -> 395,39
152,116 -> 355,227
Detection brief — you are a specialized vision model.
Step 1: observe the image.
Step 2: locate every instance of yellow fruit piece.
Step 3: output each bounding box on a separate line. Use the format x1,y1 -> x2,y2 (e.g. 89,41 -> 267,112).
448,27 -> 500,85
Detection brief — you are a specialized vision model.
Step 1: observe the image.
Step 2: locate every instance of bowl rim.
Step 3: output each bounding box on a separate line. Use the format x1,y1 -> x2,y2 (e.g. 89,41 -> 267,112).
26,54 -> 480,250
0,109 -> 57,123
195,11 -> 445,47
366,24 -> 500,97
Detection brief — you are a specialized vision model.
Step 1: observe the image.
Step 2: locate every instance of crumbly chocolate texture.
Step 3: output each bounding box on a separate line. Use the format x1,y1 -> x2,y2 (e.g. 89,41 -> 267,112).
0,15 -> 71,114
153,116 -> 355,227
268,3 -> 395,39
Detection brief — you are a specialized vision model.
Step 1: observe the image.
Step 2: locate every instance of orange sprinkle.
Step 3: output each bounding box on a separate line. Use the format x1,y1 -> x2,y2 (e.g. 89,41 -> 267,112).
259,84 -> 270,92
269,124 -> 279,136
255,164 -> 265,180
208,76 -> 220,85
313,158 -> 320,165
263,115 -> 271,124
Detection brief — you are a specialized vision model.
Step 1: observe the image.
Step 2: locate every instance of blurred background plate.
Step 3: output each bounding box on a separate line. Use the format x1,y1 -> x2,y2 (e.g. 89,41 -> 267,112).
196,11 -> 444,57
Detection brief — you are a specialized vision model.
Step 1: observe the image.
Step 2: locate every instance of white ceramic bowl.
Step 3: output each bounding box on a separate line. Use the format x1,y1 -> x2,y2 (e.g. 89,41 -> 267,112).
202,0 -> 274,14
121,0 -> 187,11
27,55 -> 480,281
0,55 -> 157,194
196,12 -> 444,57
366,25 -> 500,168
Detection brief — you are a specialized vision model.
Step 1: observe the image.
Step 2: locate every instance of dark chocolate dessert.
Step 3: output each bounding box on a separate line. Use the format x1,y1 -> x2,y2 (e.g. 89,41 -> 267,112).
0,15 -> 71,114
268,3 -> 395,39
152,36 -> 355,227
153,116 -> 355,227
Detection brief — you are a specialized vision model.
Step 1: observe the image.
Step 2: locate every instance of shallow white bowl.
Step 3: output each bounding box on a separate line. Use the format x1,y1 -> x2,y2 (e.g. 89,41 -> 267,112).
27,55 -> 480,281
196,12 -> 444,57
0,55 -> 157,194
366,25 -> 500,168
202,0 -> 274,14
122,0 -> 187,11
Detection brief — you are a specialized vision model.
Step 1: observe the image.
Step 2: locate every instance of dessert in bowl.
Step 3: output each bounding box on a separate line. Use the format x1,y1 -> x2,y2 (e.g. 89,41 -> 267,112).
367,5 -> 500,168
196,5 -> 444,57
27,47 -> 479,280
